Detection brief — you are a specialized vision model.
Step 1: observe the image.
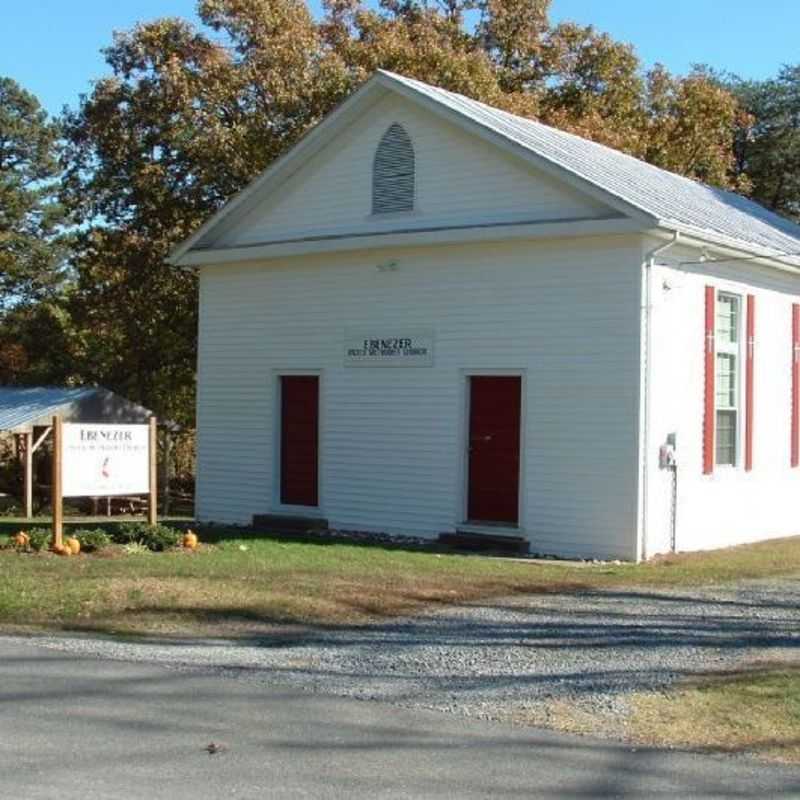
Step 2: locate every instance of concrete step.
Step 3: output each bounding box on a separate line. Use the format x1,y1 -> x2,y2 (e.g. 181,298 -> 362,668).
252,514 -> 329,533
439,531 -> 529,555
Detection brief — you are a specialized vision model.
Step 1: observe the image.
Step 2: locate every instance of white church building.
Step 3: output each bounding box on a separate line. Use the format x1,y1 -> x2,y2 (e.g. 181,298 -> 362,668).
171,71 -> 800,561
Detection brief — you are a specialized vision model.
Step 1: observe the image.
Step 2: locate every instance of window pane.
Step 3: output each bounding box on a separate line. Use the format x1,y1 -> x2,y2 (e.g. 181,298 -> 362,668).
714,293 -> 740,468
716,409 -> 737,465
715,353 -> 737,408
716,294 -> 740,346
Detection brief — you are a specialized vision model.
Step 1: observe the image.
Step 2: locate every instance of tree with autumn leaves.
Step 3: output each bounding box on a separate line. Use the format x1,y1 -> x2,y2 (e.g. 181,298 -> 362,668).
0,0 -> 794,423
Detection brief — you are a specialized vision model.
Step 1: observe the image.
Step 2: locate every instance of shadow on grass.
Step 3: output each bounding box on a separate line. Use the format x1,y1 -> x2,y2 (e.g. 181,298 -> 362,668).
676,660 -> 800,689
35,581 -> 800,655
194,524 -> 562,561
0,518 -> 527,559
195,524 -> 450,552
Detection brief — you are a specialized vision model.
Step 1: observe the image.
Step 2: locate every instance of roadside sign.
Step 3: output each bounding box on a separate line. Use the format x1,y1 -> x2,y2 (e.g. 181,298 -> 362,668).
62,423 -> 149,498
51,416 -> 157,548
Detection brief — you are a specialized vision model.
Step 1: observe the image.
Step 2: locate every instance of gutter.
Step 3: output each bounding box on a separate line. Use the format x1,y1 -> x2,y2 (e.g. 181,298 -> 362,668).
640,230 -> 680,561
660,224 -> 800,275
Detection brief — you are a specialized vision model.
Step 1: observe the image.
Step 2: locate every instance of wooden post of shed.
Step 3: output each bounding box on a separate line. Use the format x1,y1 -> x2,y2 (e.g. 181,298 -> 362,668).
148,416 -> 158,526
51,416 -> 63,549
162,427 -> 171,516
23,431 -> 33,520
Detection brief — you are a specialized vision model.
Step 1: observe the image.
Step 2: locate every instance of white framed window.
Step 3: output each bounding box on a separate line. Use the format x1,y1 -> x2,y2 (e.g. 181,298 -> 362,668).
715,292 -> 741,466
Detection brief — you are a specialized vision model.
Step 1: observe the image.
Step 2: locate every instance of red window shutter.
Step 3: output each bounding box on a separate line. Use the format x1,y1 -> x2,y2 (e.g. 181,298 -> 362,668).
703,286 -> 716,474
792,304 -> 800,468
745,295 -> 755,471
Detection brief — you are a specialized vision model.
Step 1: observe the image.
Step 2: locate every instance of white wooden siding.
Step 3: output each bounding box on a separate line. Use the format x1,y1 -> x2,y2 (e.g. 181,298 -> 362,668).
211,95 -> 614,250
196,235 -> 643,560
644,241 -> 800,555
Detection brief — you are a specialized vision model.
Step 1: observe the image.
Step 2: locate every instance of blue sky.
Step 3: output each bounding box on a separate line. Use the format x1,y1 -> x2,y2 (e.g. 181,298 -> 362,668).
2,1 -> 798,116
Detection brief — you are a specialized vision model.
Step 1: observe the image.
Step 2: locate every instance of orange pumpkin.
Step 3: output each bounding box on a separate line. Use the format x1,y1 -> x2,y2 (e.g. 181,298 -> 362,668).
52,543 -> 69,556
65,537 -> 81,555
14,531 -> 30,548
182,530 -> 198,550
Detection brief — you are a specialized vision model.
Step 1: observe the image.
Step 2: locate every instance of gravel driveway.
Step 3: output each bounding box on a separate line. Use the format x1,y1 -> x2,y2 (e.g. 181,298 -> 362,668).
5,577 -> 800,723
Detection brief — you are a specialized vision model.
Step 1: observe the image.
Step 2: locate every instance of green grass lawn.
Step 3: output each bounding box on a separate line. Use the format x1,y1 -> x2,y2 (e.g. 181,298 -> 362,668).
630,663 -> 800,763
2,519 -> 800,637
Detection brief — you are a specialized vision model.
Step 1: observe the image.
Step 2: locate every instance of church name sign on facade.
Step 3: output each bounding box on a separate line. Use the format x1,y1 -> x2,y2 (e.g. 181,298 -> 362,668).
344,330 -> 434,366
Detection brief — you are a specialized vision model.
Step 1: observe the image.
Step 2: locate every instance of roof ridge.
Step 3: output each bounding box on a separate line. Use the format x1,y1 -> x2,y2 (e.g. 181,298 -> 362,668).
379,72 -> 658,221
386,71 -> 726,201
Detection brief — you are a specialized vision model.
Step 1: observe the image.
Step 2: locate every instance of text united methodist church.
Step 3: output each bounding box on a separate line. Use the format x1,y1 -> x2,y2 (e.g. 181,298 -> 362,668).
346,337 -> 433,364
171,71 -> 800,561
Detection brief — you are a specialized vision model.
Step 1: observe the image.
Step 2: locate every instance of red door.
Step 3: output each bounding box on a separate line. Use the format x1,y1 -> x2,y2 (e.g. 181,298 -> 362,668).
280,376 -> 319,506
467,376 -> 521,524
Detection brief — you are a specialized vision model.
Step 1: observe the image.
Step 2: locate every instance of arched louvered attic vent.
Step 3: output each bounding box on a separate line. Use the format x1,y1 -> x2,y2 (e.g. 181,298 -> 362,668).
372,123 -> 415,214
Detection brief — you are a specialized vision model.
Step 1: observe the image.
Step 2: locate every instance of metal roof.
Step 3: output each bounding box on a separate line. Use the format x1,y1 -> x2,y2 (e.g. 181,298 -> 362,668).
380,71 -> 800,263
172,69 -> 800,269
0,387 -> 158,432
0,387 -> 97,431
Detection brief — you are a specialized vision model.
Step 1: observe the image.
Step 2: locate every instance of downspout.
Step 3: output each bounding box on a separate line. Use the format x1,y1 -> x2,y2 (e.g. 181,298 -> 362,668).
640,230 -> 680,561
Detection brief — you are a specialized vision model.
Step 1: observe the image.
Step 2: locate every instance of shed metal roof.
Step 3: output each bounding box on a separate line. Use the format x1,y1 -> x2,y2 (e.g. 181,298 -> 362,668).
0,387 -> 156,432
0,388 -> 96,431
382,71 -> 800,263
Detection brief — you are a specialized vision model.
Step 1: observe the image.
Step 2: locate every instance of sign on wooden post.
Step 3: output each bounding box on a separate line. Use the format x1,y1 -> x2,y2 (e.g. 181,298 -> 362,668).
148,417 -> 157,526
62,424 -> 150,497
51,418 -> 158,549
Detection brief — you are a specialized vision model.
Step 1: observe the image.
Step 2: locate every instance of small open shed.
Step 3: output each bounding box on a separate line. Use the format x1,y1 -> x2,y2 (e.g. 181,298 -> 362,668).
0,386 -> 161,518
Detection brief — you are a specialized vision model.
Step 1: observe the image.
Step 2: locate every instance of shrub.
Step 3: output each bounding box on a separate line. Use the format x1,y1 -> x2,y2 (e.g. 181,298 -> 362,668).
109,522 -> 148,545
122,541 -> 150,556
141,524 -> 182,552
112,522 -> 181,552
74,528 -> 111,553
27,528 -> 52,552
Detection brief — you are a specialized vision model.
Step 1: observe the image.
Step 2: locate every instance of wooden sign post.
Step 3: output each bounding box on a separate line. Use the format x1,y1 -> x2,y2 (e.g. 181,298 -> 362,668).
51,415 -> 63,549
148,416 -> 158,526
23,431 -> 33,520
50,416 -> 158,550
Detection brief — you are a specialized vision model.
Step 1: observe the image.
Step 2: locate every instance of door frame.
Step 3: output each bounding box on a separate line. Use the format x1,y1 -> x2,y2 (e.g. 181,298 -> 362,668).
457,369 -> 527,531
271,369 -> 325,515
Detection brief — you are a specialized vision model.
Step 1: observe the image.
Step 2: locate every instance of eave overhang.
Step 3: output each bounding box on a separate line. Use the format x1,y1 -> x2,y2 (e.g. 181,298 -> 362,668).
174,216 -> 646,267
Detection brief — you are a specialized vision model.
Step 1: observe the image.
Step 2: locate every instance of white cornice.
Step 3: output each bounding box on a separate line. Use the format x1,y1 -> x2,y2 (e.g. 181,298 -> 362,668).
176,217 -> 645,267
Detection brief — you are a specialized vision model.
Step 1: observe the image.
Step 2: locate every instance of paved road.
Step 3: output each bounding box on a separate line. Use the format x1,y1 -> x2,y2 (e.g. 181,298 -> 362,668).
2,639 -> 799,799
